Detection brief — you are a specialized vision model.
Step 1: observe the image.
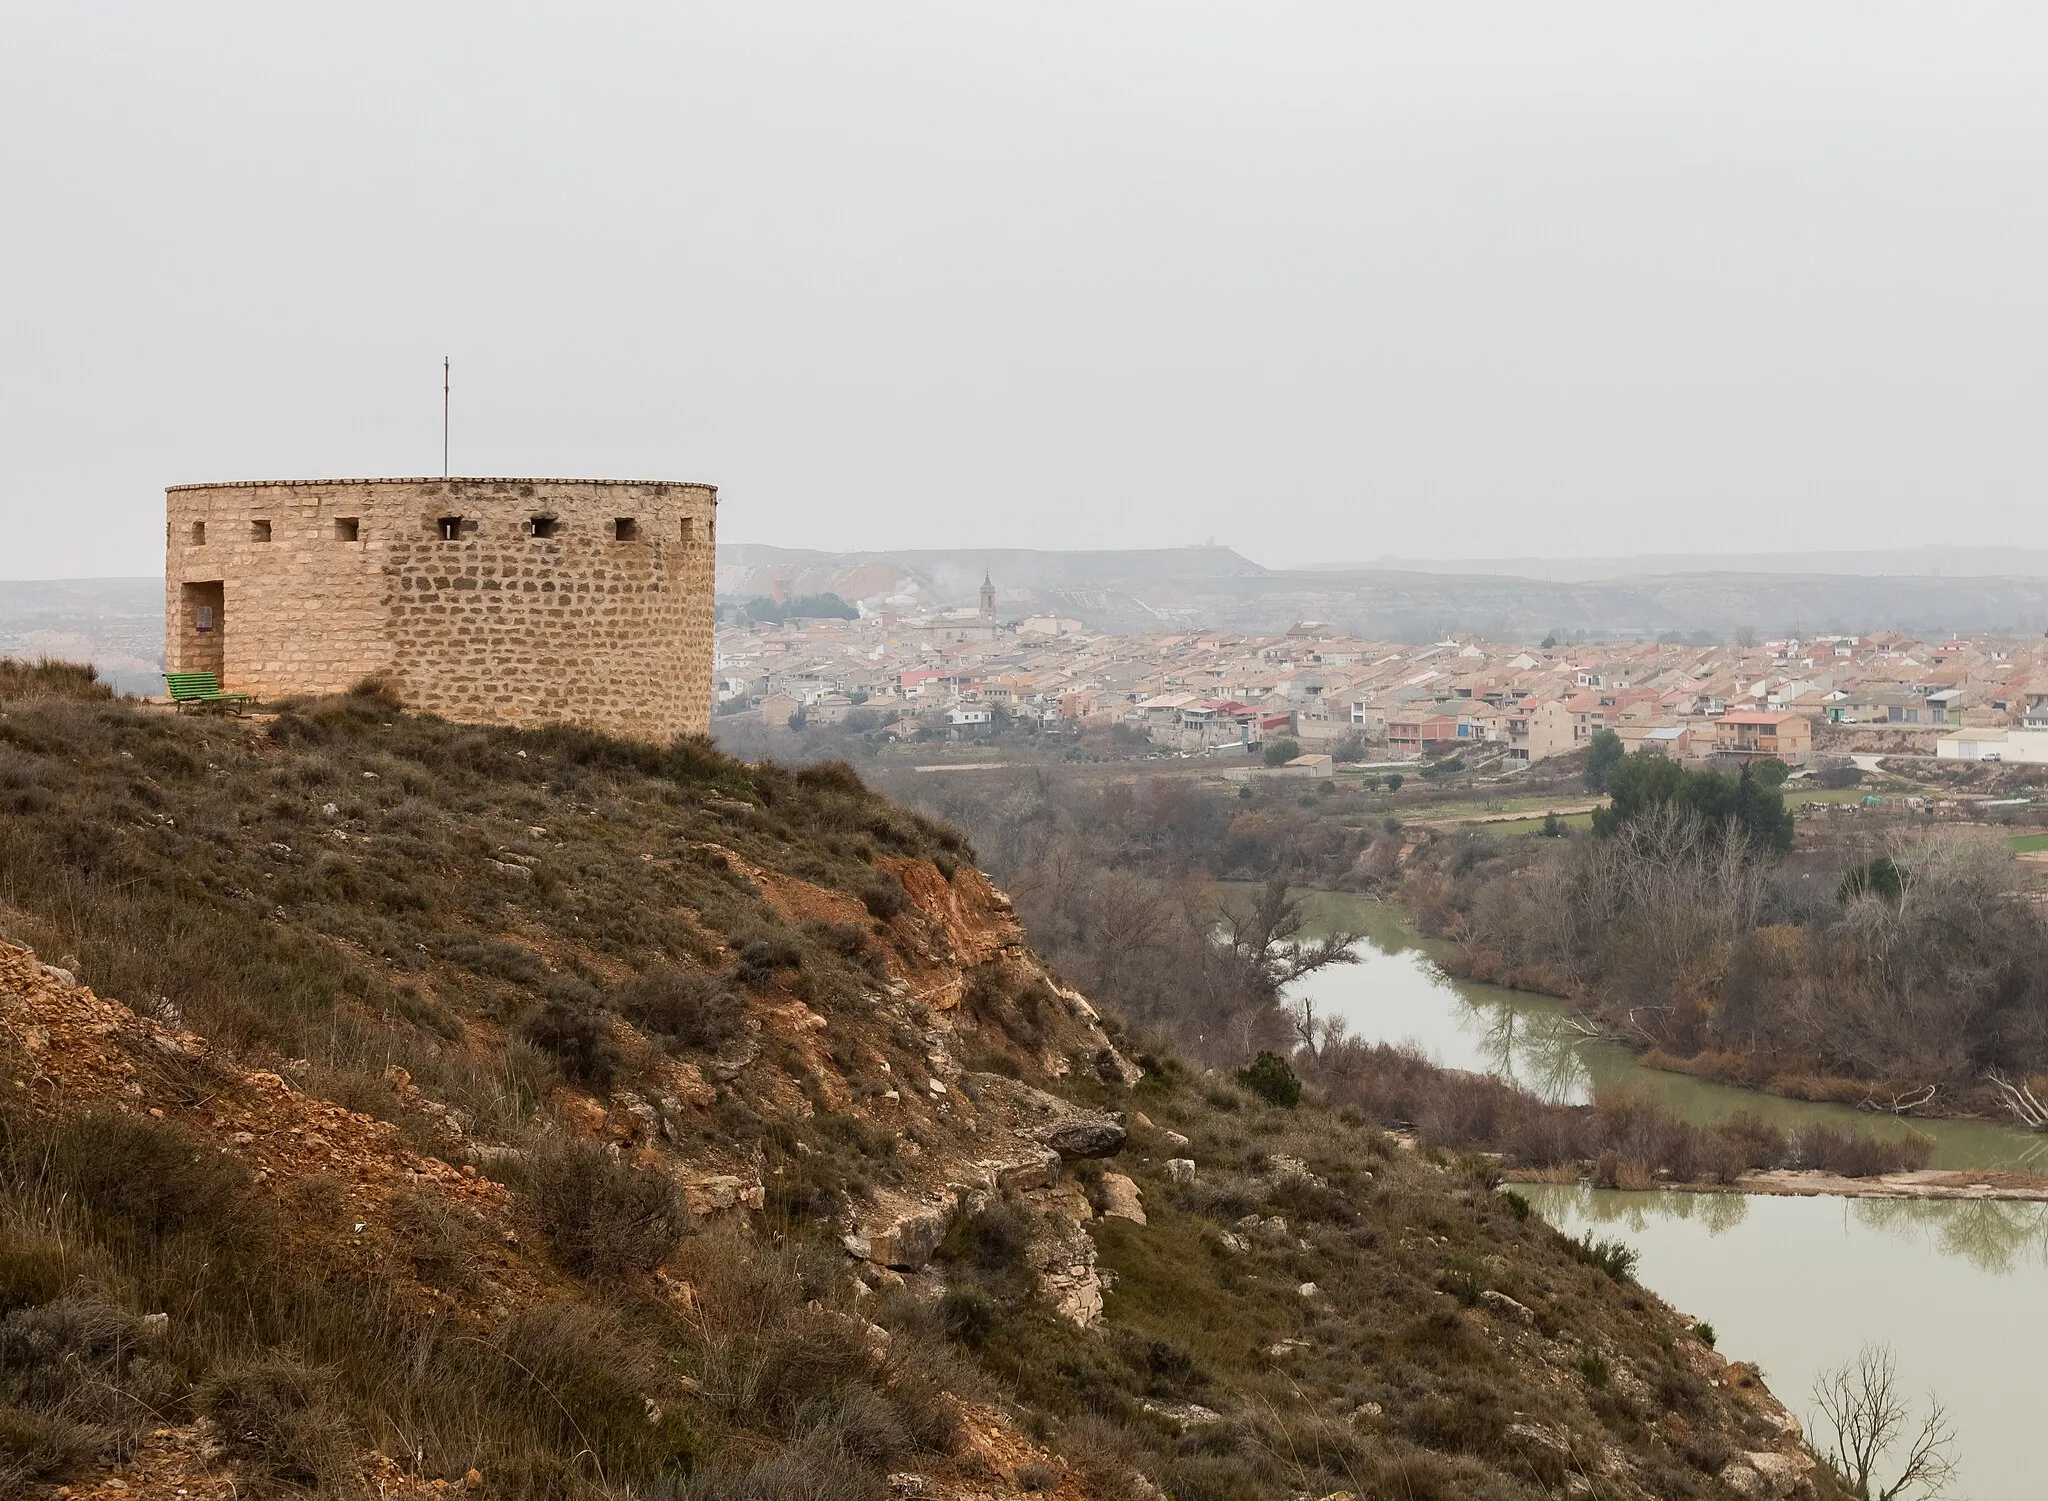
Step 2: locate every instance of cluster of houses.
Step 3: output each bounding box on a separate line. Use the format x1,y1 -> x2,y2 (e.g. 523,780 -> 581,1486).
718,608 -> 2048,769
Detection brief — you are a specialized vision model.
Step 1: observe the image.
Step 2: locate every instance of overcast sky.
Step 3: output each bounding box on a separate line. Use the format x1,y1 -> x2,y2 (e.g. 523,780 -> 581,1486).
5,3 -> 2048,578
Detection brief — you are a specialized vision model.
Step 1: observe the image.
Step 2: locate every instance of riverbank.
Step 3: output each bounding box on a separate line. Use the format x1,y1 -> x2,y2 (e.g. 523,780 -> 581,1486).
1277,883 -> 2048,1498
1504,1164 -> 2048,1202
1390,870 -> 2048,1131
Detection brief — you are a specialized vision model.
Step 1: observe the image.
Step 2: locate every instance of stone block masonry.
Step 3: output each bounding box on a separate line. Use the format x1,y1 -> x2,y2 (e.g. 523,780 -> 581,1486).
165,478 -> 717,742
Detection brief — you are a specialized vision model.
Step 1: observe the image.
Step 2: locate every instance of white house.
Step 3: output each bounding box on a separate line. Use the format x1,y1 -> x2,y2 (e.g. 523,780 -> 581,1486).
1936,727 -> 2048,763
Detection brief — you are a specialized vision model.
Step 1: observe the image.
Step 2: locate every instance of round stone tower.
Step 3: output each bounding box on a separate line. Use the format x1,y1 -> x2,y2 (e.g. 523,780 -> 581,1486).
164,477 -> 717,742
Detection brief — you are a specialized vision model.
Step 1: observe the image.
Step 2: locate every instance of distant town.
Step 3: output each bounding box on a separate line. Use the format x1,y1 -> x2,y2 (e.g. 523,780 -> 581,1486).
715,581 -> 2048,770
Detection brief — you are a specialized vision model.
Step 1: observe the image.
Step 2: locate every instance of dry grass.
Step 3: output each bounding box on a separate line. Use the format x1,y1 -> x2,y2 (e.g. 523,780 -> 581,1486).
0,659 -> 114,703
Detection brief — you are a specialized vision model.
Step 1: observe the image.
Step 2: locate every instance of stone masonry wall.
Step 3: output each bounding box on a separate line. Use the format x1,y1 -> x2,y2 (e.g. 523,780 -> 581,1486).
165,478 -> 717,742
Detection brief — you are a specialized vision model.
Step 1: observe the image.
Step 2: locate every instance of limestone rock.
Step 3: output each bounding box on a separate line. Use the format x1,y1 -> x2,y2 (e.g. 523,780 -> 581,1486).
1099,1172 -> 1145,1224
1093,1046 -> 1144,1087
1480,1289 -> 1536,1324
1140,1400 -> 1220,1430
987,1145 -> 1062,1194
681,1174 -> 765,1216
1166,1157 -> 1196,1185
1720,1450 -> 1814,1498
848,1200 -> 956,1271
1037,1112 -> 1127,1160
1237,1213 -> 1290,1245
1506,1422 -> 1569,1457
1266,1154 -> 1328,1188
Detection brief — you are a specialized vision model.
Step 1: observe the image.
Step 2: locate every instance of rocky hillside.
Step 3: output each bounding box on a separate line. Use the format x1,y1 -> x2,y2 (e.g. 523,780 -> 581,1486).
0,668 -> 1837,1500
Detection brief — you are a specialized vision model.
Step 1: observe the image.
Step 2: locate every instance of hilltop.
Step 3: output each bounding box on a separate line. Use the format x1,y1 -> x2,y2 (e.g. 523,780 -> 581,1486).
0,666 -> 1836,1500
714,544 -> 2048,637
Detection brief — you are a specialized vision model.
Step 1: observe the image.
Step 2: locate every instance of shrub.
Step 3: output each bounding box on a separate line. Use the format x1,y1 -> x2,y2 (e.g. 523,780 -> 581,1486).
733,923 -> 809,990
0,1296 -> 138,1412
1261,740 -> 1301,768
937,1202 -> 1031,1276
615,965 -> 747,1052
1565,1231 -> 1638,1282
858,874 -> 907,921
662,1435 -> 883,1501
1436,1254 -> 1486,1307
0,1405 -> 95,1493
940,1287 -> 999,1346
0,659 -> 113,703
519,1137 -> 690,1279
0,1242 -> 66,1315
517,996 -> 622,1086
492,1301 -> 702,1473
1,1108 -> 257,1245
1839,856 -> 1906,905
199,1356 -> 355,1490
386,1185 -> 485,1292
1787,1125 -> 1932,1177
1692,1320 -> 1717,1348
1237,1051 -> 1302,1109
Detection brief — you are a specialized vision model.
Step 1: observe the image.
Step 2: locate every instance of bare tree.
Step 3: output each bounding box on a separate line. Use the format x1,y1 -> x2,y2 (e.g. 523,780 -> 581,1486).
1810,1344 -> 1958,1501
1219,875 -> 1364,997
1208,876 -> 1365,1061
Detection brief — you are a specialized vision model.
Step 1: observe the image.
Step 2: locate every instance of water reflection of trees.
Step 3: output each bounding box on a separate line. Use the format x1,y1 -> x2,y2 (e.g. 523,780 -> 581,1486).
1454,996 -> 1595,1106
1530,1184 -> 2048,1272
1851,1197 -> 2048,1275
1522,1184 -> 1751,1235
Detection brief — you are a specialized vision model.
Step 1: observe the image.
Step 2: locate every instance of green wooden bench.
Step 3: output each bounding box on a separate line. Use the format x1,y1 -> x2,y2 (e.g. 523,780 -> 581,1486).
164,671 -> 252,713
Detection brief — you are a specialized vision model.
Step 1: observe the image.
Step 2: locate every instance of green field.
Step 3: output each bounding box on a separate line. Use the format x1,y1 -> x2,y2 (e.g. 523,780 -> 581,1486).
1482,811 -> 1598,835
1393,793 -> 1603,820
2009,833 -> 2048,853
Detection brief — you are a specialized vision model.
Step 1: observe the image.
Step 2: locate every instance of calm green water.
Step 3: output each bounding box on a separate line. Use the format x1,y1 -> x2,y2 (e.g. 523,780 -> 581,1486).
1282,889 -> 2048,1173
1273,888 -> 2048,1499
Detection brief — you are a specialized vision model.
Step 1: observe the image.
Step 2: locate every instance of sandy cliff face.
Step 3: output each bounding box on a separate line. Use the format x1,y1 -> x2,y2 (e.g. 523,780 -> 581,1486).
0,837 -> 1139,1501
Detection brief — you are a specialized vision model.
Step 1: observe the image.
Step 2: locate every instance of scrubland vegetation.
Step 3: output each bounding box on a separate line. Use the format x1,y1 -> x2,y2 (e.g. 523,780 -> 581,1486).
896,762 -> 1941,1184
0,663 -> 1852,1497
899,744 -> 2048,1125
1412,788 -> 2048,1106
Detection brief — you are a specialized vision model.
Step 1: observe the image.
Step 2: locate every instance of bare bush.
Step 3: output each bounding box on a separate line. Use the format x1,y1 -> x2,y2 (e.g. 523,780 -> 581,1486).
518,1137 -> 690,1279
1810,1344 -> 1957,1501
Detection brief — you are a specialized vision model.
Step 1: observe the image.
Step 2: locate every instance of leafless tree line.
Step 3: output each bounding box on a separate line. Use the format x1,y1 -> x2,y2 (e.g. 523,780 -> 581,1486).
1439,807 -> 2048,1103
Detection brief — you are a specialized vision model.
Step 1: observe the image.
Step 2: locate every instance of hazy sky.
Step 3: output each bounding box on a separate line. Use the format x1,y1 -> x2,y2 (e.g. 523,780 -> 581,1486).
6,3 -> 2048,578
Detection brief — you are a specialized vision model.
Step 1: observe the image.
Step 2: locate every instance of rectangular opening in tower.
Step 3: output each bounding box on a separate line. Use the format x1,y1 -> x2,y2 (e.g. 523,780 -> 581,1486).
613,517 -> 639,541
530,515 -> 559,538
679,517 -> 695,543
190,521 -> 206,545
250,519 -> 272,543
334,517 -> 360,542
180,581 -> 225,679
437,515 -> 463,541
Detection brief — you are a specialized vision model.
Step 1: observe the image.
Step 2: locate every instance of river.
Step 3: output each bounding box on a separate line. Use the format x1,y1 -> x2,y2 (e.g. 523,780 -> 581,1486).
1282,889 -> 2047,1499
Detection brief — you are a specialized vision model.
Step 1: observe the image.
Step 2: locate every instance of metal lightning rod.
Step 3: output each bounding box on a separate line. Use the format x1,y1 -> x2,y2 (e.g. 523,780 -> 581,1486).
443,357 -> 450,477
